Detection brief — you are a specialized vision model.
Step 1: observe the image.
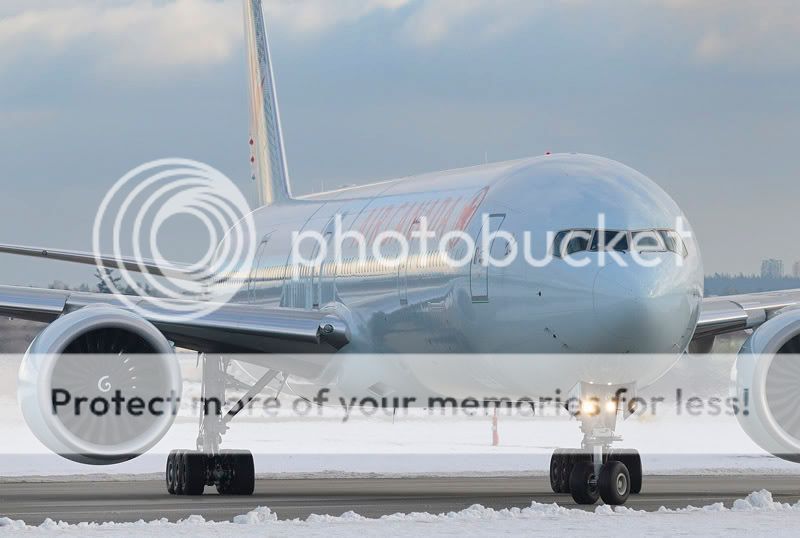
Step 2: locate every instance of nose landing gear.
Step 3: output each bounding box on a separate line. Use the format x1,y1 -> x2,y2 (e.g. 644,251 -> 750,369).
553,449 -> 640,505
551,448 -> 642,504
549,383 -> 643,506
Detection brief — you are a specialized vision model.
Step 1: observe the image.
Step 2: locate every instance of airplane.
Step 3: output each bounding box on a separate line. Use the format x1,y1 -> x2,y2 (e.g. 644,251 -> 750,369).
3,0 -> 800,506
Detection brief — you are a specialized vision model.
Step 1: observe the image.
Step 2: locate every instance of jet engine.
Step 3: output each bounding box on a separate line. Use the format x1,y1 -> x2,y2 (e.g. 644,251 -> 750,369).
18,305 -> 181,464
733,308 -> 800,462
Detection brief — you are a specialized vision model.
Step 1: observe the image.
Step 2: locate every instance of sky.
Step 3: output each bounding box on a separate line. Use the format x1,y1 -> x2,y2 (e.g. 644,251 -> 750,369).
0,0 -> 799,286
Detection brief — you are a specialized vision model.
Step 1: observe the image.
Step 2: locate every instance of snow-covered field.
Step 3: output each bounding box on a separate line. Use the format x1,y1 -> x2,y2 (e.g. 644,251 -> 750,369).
1,352 -> 799,478
3,351 -> 800,534
3,398 -> 800,479
1,490 -> 798,537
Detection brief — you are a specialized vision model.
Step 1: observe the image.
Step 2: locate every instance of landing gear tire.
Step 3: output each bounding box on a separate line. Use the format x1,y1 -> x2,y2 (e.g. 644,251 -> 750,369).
216,450 -> 255,495
550,449 -> 569,493
551,449 -> 591,493
609,449 -> 642,494
166,450 -> 178,494
181,451 -> 207,496
166,450 -> 208,495
166,449 -> 254,495
598,460 -> 630,505
569,461 -> 600,505
174,450 -> 186,495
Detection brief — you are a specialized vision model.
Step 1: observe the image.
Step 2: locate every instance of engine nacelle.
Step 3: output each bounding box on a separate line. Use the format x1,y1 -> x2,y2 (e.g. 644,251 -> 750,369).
18,305 -> 181,465
733,308 -> 800,462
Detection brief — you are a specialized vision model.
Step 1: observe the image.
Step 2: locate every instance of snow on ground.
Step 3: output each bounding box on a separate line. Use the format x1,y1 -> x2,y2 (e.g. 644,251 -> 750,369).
2,352 -> 799,479
1,490 -> 798,537
2,399 -> 800,479
3,410 -> 800,479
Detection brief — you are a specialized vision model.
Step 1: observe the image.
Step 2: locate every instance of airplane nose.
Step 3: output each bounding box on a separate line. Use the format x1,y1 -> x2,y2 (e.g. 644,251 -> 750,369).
593,263 -> 692,353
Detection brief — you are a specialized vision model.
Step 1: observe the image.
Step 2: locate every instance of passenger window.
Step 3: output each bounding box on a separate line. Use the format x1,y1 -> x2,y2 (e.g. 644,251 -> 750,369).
590,230 -> 628,252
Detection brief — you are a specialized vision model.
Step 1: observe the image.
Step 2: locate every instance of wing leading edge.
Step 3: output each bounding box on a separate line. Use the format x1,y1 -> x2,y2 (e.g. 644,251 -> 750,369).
695,289 -> 800,340
0,243 -> 196,280
0,284 -> 349,363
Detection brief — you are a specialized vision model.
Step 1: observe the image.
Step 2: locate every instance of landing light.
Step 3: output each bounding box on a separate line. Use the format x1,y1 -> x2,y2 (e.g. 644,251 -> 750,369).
581,400 -> 600,416
579,398 -> 617,416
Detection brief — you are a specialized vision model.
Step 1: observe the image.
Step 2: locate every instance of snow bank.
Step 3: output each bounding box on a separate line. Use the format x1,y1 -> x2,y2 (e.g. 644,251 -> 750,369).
3,492 -> 800,536
732,490 -> 796,511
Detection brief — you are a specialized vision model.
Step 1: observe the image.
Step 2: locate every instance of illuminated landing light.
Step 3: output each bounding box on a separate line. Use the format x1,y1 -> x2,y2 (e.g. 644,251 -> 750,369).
581,400 -> 600,416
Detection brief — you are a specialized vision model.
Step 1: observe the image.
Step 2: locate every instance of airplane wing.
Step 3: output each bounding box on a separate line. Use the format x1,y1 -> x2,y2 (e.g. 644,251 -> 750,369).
0,284 -> 349,377
0,243 -> 197,280
0,241 -> 349,361
694,289 -> 800,340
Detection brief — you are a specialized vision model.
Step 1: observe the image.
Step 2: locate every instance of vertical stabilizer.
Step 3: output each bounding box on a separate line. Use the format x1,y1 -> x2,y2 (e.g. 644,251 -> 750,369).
244,0 -> 292,205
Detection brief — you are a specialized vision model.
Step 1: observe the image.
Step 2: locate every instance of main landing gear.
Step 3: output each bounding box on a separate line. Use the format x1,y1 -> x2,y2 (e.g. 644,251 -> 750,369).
549,383 -> 643,506
166,449 -> 255,495
166,355 -> 283,496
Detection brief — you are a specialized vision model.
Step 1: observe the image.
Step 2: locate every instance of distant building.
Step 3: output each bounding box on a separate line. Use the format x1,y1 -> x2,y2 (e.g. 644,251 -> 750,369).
761,259 -> 784,279
793,261 -> 800,279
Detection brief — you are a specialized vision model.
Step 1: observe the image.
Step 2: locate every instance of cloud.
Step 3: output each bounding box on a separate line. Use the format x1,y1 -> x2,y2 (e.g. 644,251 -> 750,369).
0,0 -> 243,76
649,0 -> 800,67
0,0 -> 412,77
265,0 -> 410,34
396,0 -> 800,68
397,0 -> 541,46
0,0 -> 798,78
695,30 -> 728,63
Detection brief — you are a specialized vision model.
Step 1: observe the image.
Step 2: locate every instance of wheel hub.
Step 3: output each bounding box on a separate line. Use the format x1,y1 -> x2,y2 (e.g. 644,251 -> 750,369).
616,473 -> 628,495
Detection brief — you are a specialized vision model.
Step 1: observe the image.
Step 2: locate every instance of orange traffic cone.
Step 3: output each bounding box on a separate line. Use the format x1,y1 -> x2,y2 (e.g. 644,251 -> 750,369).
492,407 -> 499,446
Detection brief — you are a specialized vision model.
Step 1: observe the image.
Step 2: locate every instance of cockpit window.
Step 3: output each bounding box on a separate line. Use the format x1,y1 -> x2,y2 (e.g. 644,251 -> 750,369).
658,230 -> 689,257
553,229 -> 592,257
590,230 -> 629,252
631,230 -> 665,252
552,228 -> 688,259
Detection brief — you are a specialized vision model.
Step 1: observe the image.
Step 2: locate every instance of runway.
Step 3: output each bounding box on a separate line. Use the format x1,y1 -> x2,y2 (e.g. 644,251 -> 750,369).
1,475 -> 799,525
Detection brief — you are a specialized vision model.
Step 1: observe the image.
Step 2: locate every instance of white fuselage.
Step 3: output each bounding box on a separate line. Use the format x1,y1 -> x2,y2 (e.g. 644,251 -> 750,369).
215,153 -> 704,400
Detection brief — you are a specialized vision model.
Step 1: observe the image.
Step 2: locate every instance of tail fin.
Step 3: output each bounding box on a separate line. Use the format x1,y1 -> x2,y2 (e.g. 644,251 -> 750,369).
243,0 -> 292,205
